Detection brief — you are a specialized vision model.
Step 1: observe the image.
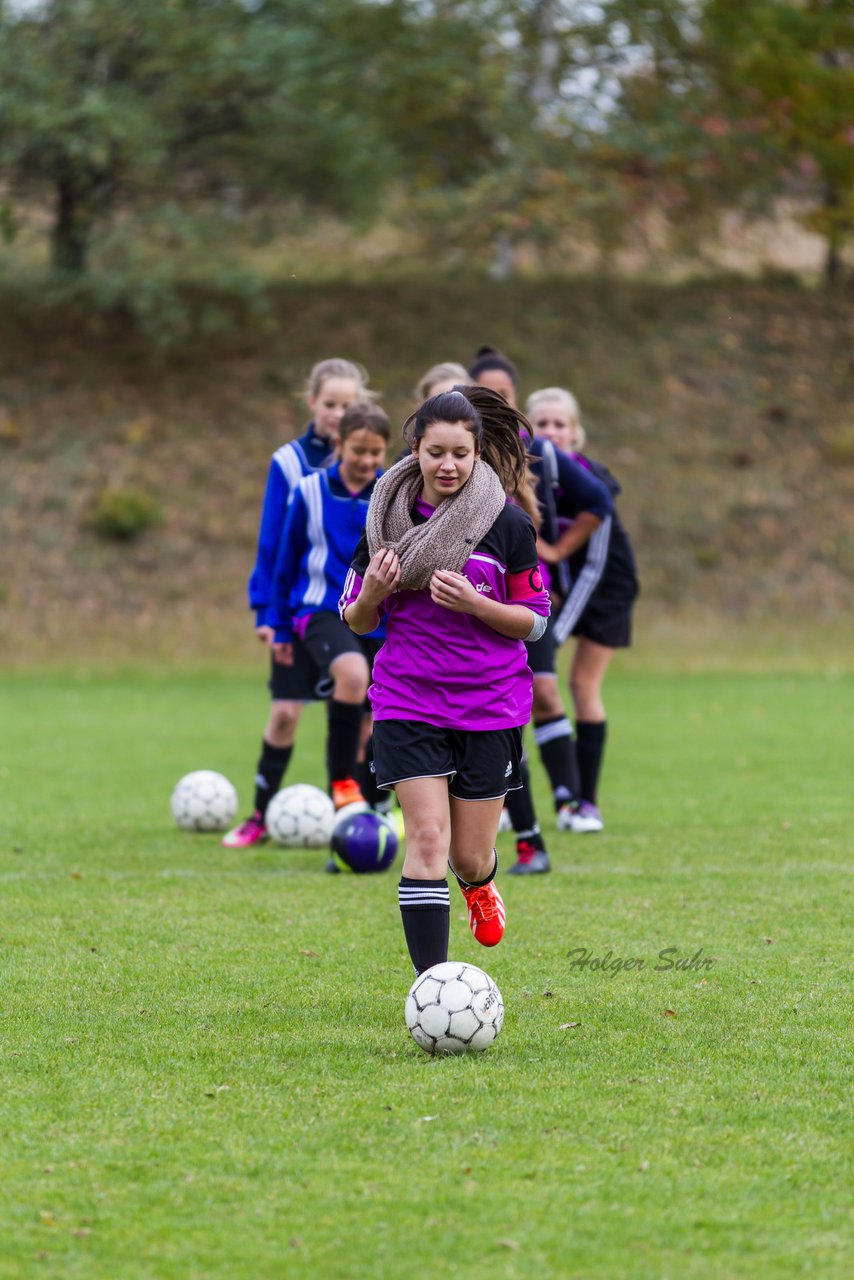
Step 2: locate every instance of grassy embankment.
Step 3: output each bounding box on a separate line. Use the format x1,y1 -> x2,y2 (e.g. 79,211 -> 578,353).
0,277 -> 851,671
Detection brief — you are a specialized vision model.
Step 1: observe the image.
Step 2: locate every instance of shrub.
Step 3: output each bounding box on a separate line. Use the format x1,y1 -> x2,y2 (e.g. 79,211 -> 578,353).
88,487 -> 162,541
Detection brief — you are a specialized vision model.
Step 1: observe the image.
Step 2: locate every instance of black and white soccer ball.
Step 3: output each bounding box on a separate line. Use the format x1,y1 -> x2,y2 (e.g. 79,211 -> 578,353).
170,770 -> 238,832
405,961 -> 504,1055
265,783 -> 335,848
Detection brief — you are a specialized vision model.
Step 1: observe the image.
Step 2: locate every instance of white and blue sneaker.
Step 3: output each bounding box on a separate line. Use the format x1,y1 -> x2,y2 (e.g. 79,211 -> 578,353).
570,802 -> 604,834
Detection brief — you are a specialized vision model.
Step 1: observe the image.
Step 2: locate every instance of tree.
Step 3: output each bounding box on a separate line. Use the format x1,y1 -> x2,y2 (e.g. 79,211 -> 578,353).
705,0 -> 854,285
0,0 -> 397,274
596,0 -> 854,283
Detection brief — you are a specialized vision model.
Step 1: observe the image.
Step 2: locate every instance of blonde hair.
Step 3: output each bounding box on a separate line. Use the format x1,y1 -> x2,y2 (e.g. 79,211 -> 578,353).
526,386 -> 586,450
304,358 -> 379,402
414,361 -> 470,402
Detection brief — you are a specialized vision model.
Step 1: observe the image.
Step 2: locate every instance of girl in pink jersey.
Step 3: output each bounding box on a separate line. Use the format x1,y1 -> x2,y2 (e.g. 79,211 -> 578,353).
341,387 -> 550,976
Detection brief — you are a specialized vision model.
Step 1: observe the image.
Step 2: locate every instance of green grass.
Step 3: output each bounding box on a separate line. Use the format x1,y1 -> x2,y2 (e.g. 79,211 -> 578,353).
1,669 -> 851,1279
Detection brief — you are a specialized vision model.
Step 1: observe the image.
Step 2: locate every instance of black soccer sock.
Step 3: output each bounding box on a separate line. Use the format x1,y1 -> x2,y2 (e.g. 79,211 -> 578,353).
576,720 -> 607,804
253,740 -> 293,816
450,850 -> 498,890
326,700 -> 364,786
533,714 -> 581,808
504,758 -> 544,851
356,733 -> 387,808
398,878 -> 450,974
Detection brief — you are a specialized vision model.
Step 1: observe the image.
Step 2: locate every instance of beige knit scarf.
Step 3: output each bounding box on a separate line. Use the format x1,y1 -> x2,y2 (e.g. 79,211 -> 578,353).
366,454 -> 506,590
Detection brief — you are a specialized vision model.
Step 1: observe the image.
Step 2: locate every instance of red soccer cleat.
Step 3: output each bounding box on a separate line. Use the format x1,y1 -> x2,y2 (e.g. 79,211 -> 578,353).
331,777 -> 366,811
459,880 -> 506,947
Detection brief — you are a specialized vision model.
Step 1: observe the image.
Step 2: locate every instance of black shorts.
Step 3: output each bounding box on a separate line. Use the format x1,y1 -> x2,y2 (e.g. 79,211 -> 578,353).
572,600 -> 634,649
372,719 -> 523,801
525,612 -> 559,675
269,612 -> 382,702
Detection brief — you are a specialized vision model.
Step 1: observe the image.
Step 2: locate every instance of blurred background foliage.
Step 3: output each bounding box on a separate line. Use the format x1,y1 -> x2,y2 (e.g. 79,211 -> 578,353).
0,1 -> 850,659
0,0 -> 849,335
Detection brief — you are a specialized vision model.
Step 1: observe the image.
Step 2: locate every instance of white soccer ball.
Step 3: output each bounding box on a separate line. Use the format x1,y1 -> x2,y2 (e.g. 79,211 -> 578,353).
405,961 -> 504,1056
170,770 -> 238,832
265,783 -> 335,848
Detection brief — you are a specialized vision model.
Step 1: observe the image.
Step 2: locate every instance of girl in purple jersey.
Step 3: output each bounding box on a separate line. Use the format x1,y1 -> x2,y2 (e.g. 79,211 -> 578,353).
528,386 -> 640,833
340,387 -> 550,976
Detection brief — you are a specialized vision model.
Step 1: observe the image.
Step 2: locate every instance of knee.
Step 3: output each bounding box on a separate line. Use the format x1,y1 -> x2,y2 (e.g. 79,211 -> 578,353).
569,673 -> 589,705
269,702 -> 300,739
406,817 -> 447,861
532,678 -> 562,719
332,659 -> 368,703
334,674 -> 368,703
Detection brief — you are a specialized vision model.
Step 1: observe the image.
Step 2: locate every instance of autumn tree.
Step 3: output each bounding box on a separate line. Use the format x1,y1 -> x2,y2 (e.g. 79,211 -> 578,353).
596,0 -> 853,283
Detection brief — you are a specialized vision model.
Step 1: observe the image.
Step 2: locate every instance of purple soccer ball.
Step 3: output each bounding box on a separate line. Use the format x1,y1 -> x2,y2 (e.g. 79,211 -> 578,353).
330,811 -> 398,874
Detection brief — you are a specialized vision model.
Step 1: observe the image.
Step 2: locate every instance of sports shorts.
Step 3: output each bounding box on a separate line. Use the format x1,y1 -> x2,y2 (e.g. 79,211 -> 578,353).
571,599 -> 634,649
372,719 -> 523,801
525,611 -> 560,675
269,612 -> 382,702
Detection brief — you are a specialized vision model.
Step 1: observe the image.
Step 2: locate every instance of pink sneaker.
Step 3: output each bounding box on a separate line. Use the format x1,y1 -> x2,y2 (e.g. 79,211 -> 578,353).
222,811 -> 268,848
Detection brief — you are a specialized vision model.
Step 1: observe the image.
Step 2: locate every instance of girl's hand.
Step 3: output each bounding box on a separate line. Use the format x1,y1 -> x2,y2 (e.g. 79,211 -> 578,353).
536,537 -> 560,566
362,547 -> 401,604
256,624 -> 276,645
429,570 -> 480,614
272,642 -> 294,666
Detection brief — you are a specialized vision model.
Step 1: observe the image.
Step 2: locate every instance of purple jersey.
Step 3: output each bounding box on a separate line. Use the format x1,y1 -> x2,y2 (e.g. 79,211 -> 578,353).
340,498 -> 550,731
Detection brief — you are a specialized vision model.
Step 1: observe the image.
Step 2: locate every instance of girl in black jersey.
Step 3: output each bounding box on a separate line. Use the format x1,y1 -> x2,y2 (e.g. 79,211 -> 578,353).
468,346 -> 613,870
527,385 -> 640,832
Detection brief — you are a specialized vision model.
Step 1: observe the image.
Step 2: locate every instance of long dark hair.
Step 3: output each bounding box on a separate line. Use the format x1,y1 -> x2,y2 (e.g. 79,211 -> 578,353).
403,385 -> 541,528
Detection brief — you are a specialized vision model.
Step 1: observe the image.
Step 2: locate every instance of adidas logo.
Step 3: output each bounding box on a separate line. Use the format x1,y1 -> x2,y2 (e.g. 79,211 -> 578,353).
504,761 -> 512,777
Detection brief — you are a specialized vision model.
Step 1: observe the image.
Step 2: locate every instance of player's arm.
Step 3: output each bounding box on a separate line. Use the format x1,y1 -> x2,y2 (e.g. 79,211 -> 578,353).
342,546 -> 401,635
271,487 -> 309,646
538,451 -> 612,563
427,574 -> 535,638
248,460 -> 290,631
430,513 -> 551,640
538,511 -> 600,564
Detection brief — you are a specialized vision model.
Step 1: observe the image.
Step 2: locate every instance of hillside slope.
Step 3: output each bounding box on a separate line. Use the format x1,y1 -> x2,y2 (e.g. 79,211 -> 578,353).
1,279 -> 851,665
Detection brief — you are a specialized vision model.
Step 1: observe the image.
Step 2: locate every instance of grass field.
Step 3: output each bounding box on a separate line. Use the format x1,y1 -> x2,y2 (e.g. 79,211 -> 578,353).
1,666 -> 851,1279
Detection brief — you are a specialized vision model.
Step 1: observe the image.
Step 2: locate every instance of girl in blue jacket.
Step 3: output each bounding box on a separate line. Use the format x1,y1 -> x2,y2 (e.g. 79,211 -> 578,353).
224,358 -> 377,848
270,403 -> 390,810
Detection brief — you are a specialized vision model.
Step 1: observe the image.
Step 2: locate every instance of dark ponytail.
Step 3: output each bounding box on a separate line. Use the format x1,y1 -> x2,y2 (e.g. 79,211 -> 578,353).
467,344 -> 518,388
461,386 -> 541,529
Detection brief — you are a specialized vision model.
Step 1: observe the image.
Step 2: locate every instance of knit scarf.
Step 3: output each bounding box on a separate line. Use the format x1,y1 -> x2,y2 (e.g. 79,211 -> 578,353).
366,454 -> 506,590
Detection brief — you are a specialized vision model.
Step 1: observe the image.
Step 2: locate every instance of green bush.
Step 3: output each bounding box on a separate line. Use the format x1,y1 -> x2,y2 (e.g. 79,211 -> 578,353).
88,487 -> 162,541
823,427 -> 854,466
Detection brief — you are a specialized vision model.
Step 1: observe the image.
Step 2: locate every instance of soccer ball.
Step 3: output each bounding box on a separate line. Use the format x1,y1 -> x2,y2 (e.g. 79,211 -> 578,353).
405,961 -> 504,1056
170,770 -> 238,832
265,784 -> 335,848
330,809 -> 398,873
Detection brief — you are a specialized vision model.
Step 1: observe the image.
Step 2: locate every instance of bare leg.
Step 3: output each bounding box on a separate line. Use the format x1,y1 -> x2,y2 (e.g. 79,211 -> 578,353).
569,637 -> 614,723
396,776 -> 452,880
448,795 -> 505,884
264,699 -> 303,748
